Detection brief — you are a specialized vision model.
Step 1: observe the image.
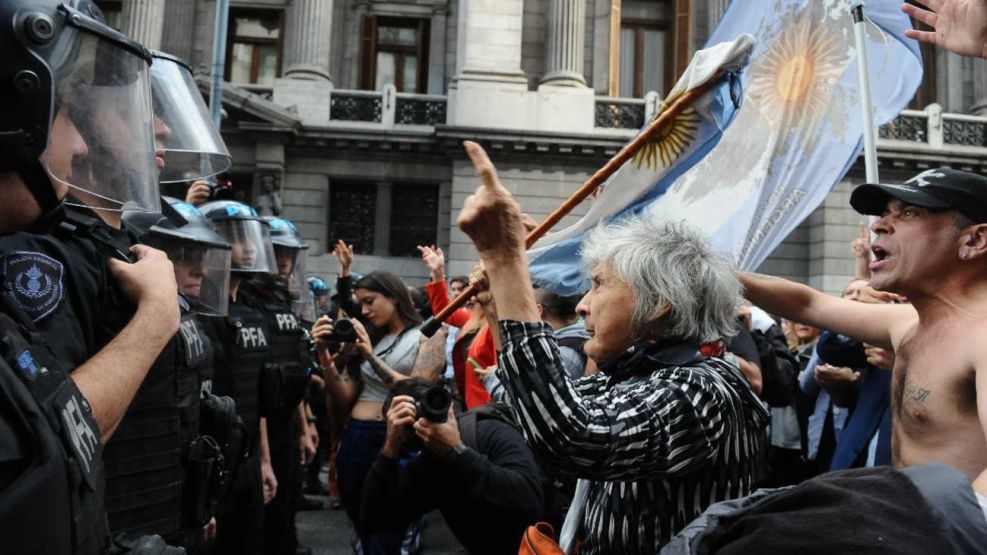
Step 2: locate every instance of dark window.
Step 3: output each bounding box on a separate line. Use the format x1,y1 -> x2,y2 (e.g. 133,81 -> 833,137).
360,16 -> 430,93
329,183 -> 377,255
389,184 -> 438,257
226,9 -> 283,85
328,182 -> 438,257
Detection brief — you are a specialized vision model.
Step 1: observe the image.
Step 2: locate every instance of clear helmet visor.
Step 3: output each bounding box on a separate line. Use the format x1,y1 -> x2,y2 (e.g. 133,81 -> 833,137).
295,291 -> 316,322
155,238 -> 232,317
274,244 -> 309,307
150,55 -> 231,183
42,27 -> 159,212
214,219 -> 277,275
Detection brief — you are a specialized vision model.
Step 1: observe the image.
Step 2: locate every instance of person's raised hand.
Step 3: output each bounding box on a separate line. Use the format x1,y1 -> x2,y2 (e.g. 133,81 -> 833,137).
332,240 -> 354,276
457,141 -> 527,262
903,0 -> 987,59
186,180 -> 211,206
413,405 -> 462,457
417,245 -> 446,280
381,396 -> 416,458
851,222 -> 871,259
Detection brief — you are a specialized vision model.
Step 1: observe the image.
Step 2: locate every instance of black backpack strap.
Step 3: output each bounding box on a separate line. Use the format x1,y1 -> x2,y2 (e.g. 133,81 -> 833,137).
457,410 -> 479,450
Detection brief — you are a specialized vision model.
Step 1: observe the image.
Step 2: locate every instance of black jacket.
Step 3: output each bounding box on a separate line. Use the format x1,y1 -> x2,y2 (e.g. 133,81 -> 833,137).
361,418 -> 545,555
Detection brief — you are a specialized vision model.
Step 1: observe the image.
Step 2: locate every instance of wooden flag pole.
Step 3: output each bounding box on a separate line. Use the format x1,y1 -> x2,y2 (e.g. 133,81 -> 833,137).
420,70 -> 727,337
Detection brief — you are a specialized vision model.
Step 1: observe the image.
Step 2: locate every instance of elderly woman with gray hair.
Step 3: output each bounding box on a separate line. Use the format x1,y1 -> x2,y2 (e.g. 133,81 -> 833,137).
456,142 -> 768,554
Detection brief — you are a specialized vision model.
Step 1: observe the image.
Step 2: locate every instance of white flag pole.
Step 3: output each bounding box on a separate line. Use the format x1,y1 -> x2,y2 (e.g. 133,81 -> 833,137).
851,3 -> 880,236
852,3 -> 879,184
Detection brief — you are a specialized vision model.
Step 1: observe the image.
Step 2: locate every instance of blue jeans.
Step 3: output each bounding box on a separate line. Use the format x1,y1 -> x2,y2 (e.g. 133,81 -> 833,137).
337,418 -> 423,555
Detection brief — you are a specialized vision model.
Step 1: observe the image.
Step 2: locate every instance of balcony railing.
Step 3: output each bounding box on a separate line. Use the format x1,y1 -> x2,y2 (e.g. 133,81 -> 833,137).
233,79 -> 987,152
327,85 -> 446,127
879,104 -> 987,151
594,92 -> 661,130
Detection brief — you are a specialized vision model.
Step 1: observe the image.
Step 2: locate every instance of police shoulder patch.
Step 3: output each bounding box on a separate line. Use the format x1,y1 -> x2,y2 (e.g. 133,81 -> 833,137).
2,251 -> 65,322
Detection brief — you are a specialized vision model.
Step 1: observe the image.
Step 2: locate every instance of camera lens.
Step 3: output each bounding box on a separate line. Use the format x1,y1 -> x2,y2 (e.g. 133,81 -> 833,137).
418,386 -> 452,423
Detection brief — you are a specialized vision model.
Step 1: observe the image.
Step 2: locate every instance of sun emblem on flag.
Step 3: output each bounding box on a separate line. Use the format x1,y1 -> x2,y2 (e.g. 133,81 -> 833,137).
632,102 -> 701,173
747,18 -> 845,126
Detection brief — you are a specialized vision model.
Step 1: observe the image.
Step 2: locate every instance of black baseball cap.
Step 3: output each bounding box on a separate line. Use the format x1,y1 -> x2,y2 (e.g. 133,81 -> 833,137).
850,168 -> 987,223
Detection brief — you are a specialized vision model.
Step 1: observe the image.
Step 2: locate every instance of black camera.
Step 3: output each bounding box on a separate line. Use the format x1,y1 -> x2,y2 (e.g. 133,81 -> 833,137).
321,318 -> 357,344
415,385 -> 453,423
208,175 -> 235,201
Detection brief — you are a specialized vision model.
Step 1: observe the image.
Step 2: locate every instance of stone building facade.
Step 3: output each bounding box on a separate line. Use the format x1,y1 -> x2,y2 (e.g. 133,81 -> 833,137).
100,0 -> 987,294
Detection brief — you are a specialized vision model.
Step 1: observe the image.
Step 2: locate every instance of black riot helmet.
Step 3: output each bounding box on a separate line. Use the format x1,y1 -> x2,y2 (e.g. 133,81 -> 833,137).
149,50 -> 231,184
262,216 -> 310,314
123,197 -> 232,316
0,1 -> 159,222
200,200 -> 277,277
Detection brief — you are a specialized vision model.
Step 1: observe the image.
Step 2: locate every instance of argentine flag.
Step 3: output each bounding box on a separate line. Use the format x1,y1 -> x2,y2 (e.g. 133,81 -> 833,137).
529,0 -> 922,295
528,34 -> 755,295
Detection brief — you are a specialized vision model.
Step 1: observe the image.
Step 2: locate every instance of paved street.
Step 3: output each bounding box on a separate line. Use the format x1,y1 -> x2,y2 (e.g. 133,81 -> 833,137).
296,495 -> 466,555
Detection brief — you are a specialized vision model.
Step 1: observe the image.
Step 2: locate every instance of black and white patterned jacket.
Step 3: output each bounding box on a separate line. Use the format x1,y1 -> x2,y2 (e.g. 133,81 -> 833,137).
497,321 -> 769,554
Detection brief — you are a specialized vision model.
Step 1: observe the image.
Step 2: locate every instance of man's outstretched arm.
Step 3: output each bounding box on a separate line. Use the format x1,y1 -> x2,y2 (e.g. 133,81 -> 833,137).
740,272 -> 903,350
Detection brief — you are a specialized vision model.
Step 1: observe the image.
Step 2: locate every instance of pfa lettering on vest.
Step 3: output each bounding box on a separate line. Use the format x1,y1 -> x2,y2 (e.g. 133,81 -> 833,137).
179,318 -> 206,361
275,313 -> 299,331
239,326 -> 268,349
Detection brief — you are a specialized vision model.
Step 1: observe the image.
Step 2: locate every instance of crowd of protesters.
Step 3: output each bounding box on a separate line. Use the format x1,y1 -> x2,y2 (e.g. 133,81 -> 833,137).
7,0 -> 987,554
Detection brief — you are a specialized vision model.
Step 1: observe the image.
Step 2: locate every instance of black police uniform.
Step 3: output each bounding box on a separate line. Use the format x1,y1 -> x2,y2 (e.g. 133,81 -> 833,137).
206,292 -> 271,555
0,303 -> 107,555
238,280 -> 310,555
0,204 -> 193,549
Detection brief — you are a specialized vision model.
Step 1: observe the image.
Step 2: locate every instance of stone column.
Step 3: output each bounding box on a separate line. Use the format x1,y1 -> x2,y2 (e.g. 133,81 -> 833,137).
282,0 -> 333,82
453,0 -> 526,82
160,0 -> 196,61
121,0 -> 166,51
541,0 -> 587,87
970,58 -> 987,115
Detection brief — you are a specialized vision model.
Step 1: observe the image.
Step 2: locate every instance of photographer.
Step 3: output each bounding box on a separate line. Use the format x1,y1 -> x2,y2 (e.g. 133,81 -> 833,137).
312,271 -> 447,554
362,379 -> 545,555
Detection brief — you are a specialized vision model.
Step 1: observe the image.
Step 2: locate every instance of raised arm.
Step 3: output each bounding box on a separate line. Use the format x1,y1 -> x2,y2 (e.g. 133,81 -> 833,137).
456,142 -> 539,324
740,272 -> 904,349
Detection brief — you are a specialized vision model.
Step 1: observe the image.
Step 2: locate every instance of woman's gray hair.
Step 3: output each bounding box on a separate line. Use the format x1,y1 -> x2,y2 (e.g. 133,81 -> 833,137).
580,217 -> 740,344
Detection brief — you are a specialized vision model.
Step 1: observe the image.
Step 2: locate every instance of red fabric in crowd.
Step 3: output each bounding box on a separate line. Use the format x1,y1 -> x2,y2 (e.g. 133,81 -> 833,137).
425,281 -> 493,409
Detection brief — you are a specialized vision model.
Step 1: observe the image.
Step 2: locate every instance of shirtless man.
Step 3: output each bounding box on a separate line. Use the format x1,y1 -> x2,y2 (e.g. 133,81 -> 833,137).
742,168 -> 987,497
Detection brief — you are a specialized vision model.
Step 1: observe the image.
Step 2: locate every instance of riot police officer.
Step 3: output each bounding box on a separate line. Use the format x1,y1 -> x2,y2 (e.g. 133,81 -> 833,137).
238,217 -> 316,555
201,200 -> 279,555
0,1 -> 178,553
121,197 -> 236,549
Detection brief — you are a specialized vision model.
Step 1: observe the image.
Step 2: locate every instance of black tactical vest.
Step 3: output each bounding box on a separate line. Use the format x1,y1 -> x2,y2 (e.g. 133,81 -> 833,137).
212,298 -> 269,446
102,315 -> 184,538
0,309 -> 108,555
239,283 -> 309,415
